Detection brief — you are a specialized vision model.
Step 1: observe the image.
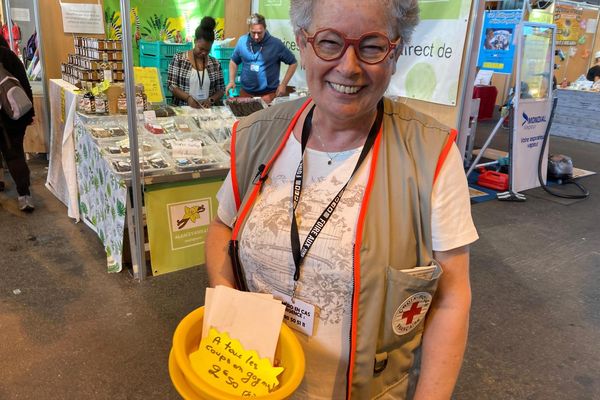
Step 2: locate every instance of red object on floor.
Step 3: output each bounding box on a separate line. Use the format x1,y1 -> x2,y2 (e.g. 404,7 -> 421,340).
477,170 -> 509,191
472,85 -> 498,121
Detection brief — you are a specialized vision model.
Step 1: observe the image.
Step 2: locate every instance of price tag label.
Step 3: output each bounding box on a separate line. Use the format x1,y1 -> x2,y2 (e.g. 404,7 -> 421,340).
190,328 -> 284,397
143,110 -> 157,123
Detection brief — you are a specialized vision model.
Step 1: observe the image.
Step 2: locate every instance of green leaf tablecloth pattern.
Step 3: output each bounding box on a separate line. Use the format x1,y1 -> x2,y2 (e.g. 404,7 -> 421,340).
74,119 -> 128,273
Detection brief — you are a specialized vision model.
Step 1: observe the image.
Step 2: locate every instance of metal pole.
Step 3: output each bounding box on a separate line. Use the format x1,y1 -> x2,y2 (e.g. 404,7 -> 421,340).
455,0 -> 483,162
33,0 -> 51,154
465,112 -> 508,177
119,0 -> 147,280
3,0 -> 14,53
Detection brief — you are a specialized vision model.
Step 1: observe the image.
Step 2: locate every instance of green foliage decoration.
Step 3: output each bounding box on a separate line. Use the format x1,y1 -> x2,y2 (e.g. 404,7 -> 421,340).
142,14 -> 176,41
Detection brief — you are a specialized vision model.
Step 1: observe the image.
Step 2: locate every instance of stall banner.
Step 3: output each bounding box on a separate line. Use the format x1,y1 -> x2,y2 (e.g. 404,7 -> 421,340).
145,178 -> 224,275
103,0 -> 225,64
476,10 -> 522,74
511,100 -> 551,192
554,4 -> 584,46
259,0 -> 473,106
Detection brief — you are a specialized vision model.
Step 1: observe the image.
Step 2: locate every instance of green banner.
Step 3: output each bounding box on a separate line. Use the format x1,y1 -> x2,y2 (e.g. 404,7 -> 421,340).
103,0 -> 225,64
145,177 -> 224,276
259,0 -> 291,20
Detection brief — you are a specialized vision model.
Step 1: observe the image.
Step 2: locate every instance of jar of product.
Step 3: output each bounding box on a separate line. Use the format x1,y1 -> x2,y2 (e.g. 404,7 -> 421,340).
95,91 -> 109,115
135,84 -> 145,114
117,91 -> 128,114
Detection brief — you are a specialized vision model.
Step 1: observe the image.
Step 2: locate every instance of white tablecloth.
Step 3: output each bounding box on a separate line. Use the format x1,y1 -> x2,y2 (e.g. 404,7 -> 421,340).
46,79 -> 80,221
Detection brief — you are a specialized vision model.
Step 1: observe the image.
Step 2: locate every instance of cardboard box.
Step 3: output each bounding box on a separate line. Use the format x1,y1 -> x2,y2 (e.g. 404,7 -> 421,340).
106,83 -> 124,114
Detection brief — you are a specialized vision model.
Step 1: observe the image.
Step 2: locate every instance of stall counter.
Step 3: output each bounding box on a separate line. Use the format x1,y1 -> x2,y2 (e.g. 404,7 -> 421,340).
550,88 -> 600,143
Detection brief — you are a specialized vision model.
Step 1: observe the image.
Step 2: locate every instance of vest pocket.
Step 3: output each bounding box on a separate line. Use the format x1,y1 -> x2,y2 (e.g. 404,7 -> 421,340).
383,261 -> 442,344
369,261 -> 443,397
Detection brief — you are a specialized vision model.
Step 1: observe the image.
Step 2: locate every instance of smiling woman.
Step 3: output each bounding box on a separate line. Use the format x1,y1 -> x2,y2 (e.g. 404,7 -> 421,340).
205,1 -> 478,399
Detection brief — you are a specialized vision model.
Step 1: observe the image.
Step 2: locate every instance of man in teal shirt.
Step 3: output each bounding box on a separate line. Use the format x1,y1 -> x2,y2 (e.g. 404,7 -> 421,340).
226,13 -> 297,103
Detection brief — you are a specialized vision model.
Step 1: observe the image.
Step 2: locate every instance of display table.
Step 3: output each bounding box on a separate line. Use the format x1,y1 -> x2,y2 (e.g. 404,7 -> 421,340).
46,83 -> 234,276
550,88 -> 600,143
472,85 -> 498,120
75,111 -> 232,275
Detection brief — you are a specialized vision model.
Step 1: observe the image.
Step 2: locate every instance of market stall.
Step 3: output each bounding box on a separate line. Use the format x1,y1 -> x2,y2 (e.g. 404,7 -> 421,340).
72,106 -> 234,274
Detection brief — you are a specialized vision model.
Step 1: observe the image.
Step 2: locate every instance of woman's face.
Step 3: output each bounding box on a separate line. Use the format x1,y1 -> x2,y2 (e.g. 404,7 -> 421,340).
194,38 -> 212,58
297,0 -> 398,122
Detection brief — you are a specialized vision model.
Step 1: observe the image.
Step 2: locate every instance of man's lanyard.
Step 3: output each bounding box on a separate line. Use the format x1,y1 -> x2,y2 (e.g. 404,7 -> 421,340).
248,35 -> 263,62
289,100 -> 383,295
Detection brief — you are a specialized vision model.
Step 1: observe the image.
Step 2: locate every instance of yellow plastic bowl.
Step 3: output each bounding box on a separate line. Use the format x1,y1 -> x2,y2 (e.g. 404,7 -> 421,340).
170,306 -> 305,399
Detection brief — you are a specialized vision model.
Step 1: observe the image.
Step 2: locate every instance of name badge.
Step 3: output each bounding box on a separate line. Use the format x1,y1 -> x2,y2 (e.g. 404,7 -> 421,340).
272,290 -> 316,337
250,63 -> 260,72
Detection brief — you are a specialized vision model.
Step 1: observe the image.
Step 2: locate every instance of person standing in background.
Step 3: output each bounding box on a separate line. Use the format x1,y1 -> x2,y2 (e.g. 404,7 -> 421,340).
167,17 -> 225,108
226,13 -> 298,104
586,51 -> 600,82
0,35 -> 35,212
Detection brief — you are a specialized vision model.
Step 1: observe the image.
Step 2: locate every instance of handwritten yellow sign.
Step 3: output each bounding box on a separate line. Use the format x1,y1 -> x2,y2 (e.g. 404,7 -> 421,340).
190,328 -> 284,397
133,66 -> 165,104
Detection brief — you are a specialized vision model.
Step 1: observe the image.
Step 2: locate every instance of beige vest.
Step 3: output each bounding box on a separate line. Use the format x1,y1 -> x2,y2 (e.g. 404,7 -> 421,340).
230,97 -> 454,399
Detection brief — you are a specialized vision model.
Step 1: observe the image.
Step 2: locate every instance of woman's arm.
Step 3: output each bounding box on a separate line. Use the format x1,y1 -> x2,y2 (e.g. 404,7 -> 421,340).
205,216 -> 236,288
413,245 -> 471,400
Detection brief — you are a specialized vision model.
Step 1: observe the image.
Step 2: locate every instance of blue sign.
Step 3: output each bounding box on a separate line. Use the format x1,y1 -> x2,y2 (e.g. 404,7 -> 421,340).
477,10 -> 522,74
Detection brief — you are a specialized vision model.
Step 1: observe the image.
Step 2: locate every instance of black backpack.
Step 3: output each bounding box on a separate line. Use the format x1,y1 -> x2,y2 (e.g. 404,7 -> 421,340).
0,62 -> 32,120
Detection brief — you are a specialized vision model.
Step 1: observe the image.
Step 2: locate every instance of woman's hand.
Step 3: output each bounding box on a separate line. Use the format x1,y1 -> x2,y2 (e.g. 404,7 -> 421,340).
198,99 -> 213,108
187,96 -> 201,109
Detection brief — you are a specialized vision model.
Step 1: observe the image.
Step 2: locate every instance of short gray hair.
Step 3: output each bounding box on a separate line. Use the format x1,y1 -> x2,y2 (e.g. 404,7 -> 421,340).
289,0 -> 420,44
247,13 -> 266,28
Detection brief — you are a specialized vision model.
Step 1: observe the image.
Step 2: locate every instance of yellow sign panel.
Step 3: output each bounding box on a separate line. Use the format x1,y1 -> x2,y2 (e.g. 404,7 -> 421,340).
189,328 -> 284,397
483,62 -> 504,69
133,66 -> 164,103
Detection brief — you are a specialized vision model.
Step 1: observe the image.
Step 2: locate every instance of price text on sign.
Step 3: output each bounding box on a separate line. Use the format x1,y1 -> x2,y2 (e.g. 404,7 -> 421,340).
189,328 -> 284,397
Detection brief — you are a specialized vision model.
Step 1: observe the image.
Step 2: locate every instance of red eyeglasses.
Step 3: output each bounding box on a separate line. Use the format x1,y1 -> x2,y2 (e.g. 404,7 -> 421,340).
303,28 -> 400,65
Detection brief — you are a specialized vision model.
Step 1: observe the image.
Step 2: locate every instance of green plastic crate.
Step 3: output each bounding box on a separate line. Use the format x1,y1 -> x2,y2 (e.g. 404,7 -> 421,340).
139,40 -> 192,58
210,46 -> 234,60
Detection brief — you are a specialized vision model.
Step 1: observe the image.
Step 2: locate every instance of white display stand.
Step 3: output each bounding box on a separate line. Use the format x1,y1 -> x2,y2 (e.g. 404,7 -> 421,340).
511,22 -> 556,193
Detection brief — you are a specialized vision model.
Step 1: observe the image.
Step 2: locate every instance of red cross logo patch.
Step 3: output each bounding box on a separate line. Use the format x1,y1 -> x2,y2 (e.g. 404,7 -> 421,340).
392,292 -> 432,335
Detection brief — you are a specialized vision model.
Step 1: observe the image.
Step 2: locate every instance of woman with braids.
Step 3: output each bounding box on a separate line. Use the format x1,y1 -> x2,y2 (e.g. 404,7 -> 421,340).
167,17 -> 224,108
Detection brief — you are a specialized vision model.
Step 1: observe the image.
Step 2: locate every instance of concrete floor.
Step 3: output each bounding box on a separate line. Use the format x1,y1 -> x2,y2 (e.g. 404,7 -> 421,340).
1,126 -> 599,399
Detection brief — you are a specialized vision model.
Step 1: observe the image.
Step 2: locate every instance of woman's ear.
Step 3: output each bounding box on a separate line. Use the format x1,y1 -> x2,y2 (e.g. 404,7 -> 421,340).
296,33 -> 308,69
391,41 -> 402,74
